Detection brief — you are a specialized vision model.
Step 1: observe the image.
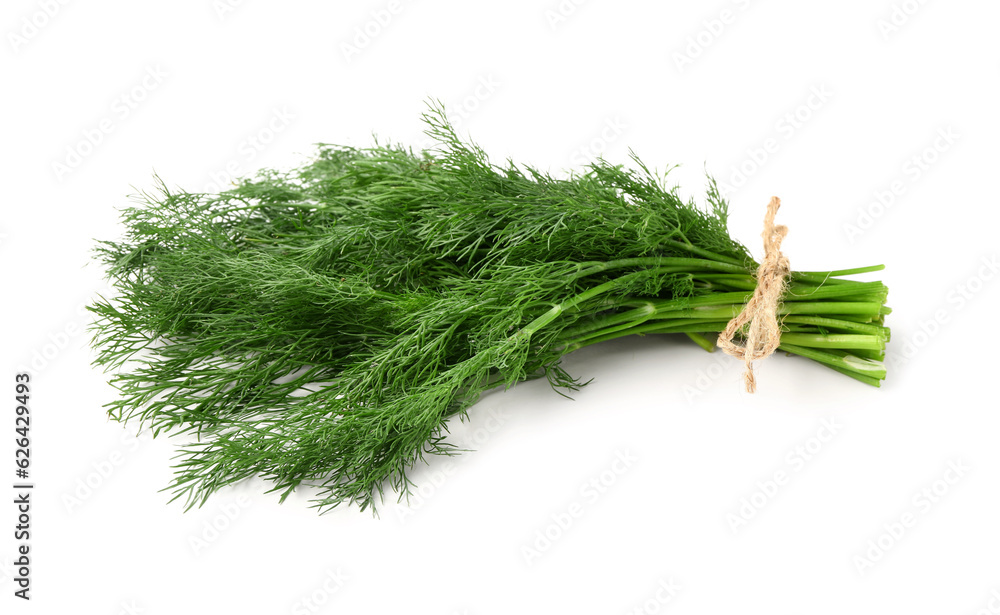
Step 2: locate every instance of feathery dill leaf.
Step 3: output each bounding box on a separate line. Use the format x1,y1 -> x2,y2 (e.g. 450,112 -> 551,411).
89,101 -> 889,513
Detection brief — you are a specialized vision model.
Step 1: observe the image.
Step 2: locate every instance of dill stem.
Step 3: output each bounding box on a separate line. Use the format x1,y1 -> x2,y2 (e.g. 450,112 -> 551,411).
777,333 -> 884,351
572,257 -> 750,280
658,239 -> 749,267
780,315 -> 889,337
684,332 -> 717,352
518,266 -> 694,338
778,344 -> 886,385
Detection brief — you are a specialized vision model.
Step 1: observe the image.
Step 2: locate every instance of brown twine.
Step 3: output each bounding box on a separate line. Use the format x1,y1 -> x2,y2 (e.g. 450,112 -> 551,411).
717,196 -> 790,393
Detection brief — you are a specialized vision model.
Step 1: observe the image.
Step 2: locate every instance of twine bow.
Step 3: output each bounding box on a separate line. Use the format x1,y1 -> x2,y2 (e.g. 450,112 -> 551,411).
717,196 -> 790,393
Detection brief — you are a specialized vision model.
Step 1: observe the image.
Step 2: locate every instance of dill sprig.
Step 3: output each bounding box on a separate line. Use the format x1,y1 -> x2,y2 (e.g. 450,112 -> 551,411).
89,102 -> 890,513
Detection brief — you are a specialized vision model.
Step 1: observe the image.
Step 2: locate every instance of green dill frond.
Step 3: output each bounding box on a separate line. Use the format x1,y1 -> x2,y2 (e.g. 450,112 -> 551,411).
88,103 -> 889,514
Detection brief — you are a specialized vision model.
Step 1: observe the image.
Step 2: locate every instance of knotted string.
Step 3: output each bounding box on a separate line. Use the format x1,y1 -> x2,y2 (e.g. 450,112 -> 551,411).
717,197 -> 790,393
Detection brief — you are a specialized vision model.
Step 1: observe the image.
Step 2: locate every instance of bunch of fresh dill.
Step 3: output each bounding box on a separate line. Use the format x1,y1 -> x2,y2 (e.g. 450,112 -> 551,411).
89,104 -> 890,513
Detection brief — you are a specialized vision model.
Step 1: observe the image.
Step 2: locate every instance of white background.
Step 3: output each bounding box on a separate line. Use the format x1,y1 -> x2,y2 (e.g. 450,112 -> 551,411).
2,0 -> 999,613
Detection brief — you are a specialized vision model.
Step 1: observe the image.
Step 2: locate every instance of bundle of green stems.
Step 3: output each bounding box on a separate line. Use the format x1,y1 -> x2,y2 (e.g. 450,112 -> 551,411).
89,104 -> 889,512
